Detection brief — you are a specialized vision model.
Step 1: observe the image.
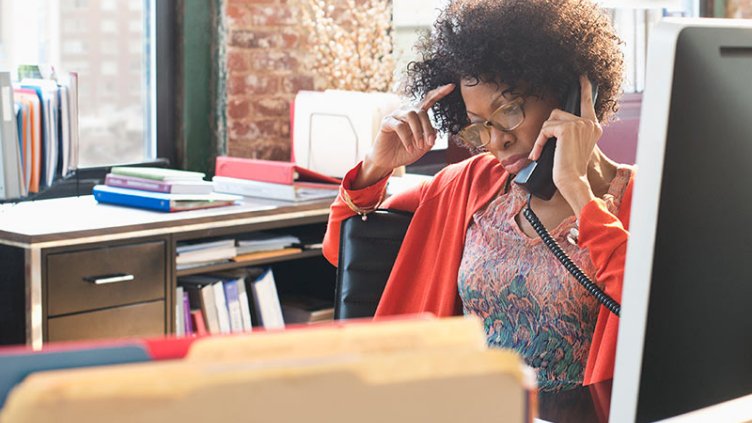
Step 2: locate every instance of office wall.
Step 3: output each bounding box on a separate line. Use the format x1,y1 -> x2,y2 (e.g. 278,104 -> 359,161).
221,0 -> 380,161
223,0 -> 317,161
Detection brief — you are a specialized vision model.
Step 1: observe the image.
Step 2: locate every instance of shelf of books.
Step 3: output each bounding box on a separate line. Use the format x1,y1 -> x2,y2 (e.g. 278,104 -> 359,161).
173,224 -> 337,338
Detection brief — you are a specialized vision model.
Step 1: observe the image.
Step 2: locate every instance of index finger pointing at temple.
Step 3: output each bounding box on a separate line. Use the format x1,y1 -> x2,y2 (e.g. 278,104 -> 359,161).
419,83 -> 456,112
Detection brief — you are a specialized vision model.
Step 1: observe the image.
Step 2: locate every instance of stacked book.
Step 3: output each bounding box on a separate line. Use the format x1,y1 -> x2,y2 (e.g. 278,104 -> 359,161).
93,167 -> 241,212
212,156 -> 341,202
176,239 -> 238,269
234,232 -> 302,262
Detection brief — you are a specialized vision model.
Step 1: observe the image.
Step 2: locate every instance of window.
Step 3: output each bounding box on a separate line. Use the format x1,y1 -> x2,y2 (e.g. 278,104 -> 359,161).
101,0 -> 115,11
63,40 -> 86,54
391,0 -> 695,94
392,0 -> 451,150
100,61 -> 117,75
101,40 -> 117,54
0,0 -> 159,167
62,61 -> 89,73
601,1 -> 691,92
392,0 -> 448,84
101,19 -> 117,33
102,80 -> 115,96
129,40 -> 142,54
63,18 -> 89,33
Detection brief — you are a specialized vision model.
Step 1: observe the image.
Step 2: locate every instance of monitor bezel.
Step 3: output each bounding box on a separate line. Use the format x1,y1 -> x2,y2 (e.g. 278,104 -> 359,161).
610,17 -> 752,423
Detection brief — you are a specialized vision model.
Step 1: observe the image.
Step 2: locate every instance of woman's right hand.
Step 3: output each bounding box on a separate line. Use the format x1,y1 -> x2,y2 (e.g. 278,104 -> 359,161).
354,83 -> 456,189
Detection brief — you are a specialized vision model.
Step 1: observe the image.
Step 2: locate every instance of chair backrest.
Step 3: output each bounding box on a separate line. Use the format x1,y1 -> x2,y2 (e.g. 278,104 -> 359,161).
334,209 -> 413,319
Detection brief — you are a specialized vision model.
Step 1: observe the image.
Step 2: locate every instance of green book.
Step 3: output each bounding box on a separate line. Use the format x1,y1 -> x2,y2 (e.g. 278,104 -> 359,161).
110,166 -> 206,182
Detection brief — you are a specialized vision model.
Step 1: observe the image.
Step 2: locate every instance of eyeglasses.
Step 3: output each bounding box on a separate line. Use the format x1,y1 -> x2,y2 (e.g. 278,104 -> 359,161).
458,98 -> 525,148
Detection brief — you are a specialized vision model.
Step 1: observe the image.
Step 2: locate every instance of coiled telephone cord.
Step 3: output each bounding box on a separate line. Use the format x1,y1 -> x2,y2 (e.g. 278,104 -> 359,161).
523,193 -> 621,317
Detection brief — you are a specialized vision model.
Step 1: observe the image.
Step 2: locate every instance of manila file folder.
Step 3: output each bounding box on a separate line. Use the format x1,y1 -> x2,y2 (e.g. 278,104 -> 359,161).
1,317 -> 536,422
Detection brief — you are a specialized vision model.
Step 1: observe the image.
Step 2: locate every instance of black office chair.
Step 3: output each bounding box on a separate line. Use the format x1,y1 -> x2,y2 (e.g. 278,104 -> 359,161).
334,209 -> 413,319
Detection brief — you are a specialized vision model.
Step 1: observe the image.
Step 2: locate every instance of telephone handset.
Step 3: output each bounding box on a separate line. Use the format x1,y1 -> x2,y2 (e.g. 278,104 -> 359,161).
513,82 -> 598,200
512,80 -> 621,317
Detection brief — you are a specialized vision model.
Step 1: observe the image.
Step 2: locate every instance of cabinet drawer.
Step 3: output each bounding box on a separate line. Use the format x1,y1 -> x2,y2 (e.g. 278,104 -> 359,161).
47,241 -> 166,317
47,300 -> 166,342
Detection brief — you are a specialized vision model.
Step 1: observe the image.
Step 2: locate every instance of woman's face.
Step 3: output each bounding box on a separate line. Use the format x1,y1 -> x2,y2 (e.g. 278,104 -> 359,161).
460,80 -> 558,174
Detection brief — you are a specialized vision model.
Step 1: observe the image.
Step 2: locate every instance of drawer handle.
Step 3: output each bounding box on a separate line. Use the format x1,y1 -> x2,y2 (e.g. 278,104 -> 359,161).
83,273 -> 135,285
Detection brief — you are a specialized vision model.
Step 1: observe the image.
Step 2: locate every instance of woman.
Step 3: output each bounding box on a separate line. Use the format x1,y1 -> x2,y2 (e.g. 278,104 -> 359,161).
323,0 -> 632,391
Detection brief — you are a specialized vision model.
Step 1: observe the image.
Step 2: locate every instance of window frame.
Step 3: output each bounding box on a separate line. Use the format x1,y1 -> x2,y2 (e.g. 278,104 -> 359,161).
155,0 -> 177,167
4,0 -> 178,202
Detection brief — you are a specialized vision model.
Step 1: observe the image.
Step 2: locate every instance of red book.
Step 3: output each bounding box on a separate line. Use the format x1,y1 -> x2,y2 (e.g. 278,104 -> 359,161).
215,156 -> 341,186
191,310 -> 208,336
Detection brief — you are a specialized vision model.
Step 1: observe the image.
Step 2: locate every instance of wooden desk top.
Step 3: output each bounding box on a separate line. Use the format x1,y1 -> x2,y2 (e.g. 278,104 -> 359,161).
0,196 -> 333,248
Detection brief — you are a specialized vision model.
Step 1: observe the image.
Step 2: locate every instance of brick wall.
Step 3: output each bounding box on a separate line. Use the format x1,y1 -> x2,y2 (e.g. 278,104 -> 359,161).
223,0 -> 318,161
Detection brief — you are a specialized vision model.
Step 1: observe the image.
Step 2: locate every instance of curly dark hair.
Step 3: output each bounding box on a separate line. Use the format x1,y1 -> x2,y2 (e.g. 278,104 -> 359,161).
405,0 -> 624,136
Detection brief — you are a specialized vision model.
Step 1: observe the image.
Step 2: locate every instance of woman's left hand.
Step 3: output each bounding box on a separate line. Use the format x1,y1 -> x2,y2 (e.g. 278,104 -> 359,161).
528,75 -> 602,211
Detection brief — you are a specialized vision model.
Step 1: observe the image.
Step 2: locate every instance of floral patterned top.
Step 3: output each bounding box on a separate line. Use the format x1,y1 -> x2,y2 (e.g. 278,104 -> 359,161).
458,166 -> 633,392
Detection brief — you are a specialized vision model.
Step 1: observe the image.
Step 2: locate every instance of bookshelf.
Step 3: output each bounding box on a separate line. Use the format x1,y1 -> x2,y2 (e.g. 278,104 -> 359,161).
0,195 -> 335,348
175,249 -> 323,277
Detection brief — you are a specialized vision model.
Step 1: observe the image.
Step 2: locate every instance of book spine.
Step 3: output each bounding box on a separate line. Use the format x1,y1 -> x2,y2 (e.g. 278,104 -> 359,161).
105,174 -> 171,193
213,282 -> 232,334
200,284 -> 220,335
223,280 -> 244,333
183,291 -> 194,335
236,278 -> 254,331
215,156 -> 295,185
92,186 -> 171,212
175,286 -> 185,337
251,268 -> 285,330
45,91 -> 57,187
109,167 -> 205,182
191,310 -> 208,336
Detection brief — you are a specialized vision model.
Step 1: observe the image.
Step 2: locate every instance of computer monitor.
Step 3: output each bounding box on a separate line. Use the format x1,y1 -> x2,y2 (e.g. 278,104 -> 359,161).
611,18 -> 752,423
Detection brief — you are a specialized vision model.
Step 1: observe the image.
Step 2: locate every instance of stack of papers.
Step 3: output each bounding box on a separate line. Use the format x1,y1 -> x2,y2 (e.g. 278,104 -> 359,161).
236,232 -> 301,255
176,239 -> 237,268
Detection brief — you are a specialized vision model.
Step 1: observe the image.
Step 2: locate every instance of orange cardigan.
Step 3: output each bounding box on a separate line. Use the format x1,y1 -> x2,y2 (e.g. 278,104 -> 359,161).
323,153 -> 633,385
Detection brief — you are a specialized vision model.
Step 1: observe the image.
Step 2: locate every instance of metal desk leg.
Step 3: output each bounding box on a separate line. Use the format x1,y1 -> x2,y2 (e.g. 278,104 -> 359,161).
25,248 -> 43,349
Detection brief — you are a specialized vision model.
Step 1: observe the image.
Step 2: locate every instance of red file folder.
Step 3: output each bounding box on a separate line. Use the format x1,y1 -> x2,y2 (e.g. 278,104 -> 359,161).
215,156 -> 341,186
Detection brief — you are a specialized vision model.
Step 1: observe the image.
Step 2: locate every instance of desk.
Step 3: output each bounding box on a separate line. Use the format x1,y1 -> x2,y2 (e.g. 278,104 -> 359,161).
538,380 -> 612,423
0,196 -> 334,348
